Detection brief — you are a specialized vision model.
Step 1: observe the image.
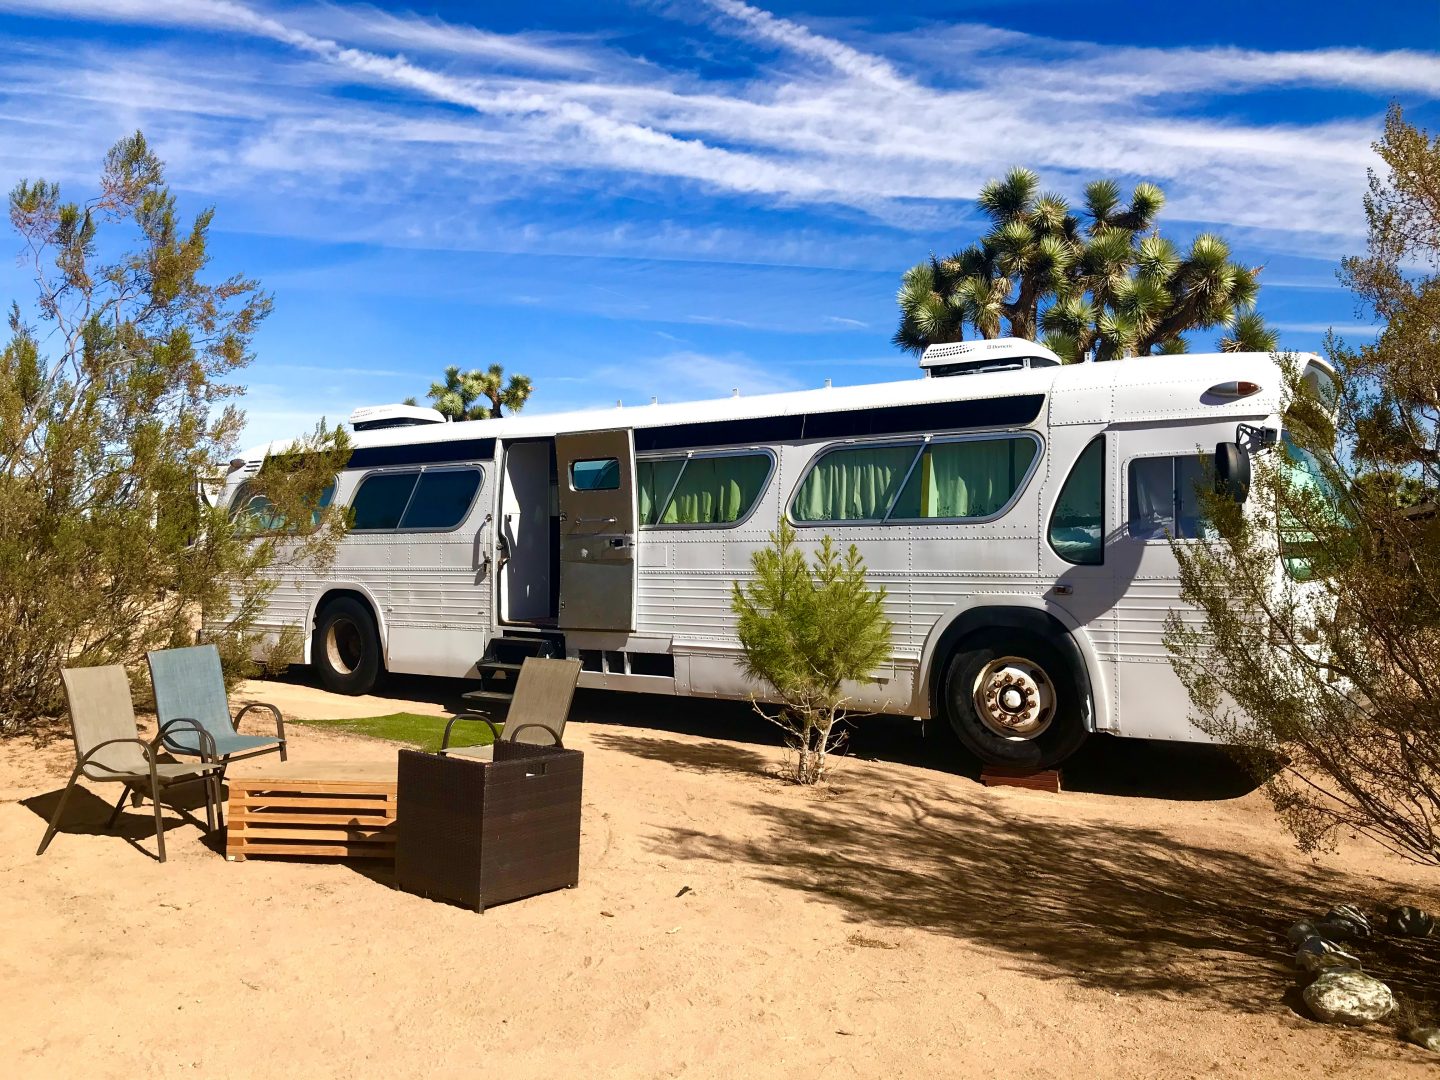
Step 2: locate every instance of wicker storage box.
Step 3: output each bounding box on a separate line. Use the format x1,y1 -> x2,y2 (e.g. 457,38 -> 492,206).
395,742 -> 583,912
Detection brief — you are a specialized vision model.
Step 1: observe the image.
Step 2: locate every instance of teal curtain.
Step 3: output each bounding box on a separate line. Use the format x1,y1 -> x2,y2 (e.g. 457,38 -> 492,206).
1048,437 -> 1104,564
660,454 -> 770,525
890,438 -> 1037,519
792,445 -> 919,521
638,458 -> 685,525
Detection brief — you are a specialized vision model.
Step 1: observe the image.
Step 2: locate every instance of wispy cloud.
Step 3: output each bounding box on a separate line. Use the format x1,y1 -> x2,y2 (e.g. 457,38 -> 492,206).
0,0 -> 1419,249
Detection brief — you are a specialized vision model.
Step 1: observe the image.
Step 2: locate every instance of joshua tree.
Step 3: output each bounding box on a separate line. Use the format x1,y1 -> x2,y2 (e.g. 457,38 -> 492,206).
426,363 -> 533,420
896,169 -> 1271,361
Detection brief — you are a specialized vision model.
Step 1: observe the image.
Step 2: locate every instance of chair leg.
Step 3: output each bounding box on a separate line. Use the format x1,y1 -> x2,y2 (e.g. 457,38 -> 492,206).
151,776 -> 167,864
106,784 -> 132,831
204,773 -> 216,834
36,767 -> 84,856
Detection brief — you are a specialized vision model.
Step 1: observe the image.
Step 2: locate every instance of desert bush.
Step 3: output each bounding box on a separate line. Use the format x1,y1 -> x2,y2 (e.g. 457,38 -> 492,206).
0,133 -> 348,734
1164,107 -> 1440,863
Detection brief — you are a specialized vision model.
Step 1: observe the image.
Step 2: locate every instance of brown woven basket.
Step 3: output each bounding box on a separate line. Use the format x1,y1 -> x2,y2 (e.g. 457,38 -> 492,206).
395,742 -> 583,912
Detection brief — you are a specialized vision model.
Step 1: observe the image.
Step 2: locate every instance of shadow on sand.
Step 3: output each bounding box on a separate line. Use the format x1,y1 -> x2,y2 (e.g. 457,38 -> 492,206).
571,683 -> 1262,802
266,664 -> 1264,801
591,737 -> 1440,1022
20,780 -> 218,861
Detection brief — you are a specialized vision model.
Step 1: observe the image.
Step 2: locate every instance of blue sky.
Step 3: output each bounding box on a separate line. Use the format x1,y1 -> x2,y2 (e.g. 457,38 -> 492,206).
0,0 -> 1436,447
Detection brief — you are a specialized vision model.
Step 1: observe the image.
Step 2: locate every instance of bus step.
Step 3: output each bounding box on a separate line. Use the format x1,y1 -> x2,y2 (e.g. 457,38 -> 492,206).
482,634 -> 564,665
479,661 -> 524,673
460,689 -> 516,704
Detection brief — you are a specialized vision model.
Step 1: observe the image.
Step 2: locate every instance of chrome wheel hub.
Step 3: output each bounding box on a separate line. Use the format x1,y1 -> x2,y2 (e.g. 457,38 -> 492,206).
973,656 -> 1056,740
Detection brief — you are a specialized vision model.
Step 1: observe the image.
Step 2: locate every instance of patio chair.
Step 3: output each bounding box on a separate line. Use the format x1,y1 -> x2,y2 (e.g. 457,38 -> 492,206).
37,665 -> 222,863
147,644 -> 286,773
440,657 -> 583,762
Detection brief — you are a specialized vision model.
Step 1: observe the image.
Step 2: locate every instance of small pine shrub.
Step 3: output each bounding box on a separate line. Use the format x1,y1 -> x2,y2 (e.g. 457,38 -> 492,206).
731,523 -> 893,784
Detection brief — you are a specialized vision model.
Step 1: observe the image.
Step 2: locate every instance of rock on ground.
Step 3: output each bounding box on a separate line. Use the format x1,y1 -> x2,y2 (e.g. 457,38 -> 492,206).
1388,906 -> 1435,938
1409,1027 -> 1440,1053
1303,971 -> 1396,1026
1317,904 -> 1372,940
1294,936 -> 1362,976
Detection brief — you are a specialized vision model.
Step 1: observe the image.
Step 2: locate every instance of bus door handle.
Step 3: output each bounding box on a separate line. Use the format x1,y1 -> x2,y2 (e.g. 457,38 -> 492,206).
608,536 -> 632,550
578,516 -> 618,525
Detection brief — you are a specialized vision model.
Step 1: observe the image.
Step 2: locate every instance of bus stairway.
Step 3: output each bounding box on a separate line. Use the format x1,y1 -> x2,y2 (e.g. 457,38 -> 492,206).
460,633 -> 565,707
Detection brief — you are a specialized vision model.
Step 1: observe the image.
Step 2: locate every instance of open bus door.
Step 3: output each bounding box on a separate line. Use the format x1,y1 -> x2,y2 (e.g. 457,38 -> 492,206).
554,429 -> 637,632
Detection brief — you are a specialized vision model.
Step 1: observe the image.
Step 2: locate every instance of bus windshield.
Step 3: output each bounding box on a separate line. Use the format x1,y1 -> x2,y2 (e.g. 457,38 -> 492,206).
1278,432 -> 1342,582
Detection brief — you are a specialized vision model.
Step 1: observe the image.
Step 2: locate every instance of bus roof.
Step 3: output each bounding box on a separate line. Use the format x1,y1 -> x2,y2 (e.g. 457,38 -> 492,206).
239,349 -> 1313,461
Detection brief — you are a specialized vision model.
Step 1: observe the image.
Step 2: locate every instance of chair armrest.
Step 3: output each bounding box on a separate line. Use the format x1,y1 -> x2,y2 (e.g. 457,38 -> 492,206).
78,737 -> 157,767
508,723 -> 563,747
234,702 -> 286,744
155,718 -> 219,760
441,713 -> 501,753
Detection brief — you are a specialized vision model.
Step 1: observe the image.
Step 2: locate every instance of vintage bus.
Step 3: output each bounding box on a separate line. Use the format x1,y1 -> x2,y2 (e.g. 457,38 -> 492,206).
219,338 -> 1337,769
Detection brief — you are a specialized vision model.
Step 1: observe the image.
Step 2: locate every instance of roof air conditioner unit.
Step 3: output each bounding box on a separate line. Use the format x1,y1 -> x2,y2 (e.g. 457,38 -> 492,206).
349,404 -> 449,431
919,338 -> 1064,378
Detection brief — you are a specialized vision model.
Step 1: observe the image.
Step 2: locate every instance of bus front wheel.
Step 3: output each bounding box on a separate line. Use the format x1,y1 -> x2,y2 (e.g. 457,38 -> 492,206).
940,631 -> 1087,770
313,597 -> 382,695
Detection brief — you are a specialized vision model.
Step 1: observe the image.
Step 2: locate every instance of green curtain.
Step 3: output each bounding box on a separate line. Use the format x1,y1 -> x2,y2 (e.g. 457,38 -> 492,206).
792,445 -> 919,521
890,438 -> 1037,519
661,454 -> 771,524
637,458 -> 685,525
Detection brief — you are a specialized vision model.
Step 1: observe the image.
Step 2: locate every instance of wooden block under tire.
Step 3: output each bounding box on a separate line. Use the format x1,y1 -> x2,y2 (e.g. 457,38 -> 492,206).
980,766 -> 1062,793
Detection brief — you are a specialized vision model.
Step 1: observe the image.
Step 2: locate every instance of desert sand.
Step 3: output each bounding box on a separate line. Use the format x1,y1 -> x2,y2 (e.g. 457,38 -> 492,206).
2,673 -> 1437,1079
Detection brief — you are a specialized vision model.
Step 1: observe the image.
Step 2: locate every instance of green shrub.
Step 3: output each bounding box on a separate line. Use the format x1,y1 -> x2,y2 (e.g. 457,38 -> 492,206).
731,523 -> 893,784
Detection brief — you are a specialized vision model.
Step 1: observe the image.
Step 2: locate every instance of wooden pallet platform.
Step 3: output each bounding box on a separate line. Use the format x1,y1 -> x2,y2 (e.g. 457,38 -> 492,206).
980,766 -> 1062,793
226,760 -> 398,862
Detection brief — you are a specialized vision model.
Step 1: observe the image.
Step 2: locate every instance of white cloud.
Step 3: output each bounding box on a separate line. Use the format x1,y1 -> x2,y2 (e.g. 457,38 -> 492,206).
0,0 -> 1426,257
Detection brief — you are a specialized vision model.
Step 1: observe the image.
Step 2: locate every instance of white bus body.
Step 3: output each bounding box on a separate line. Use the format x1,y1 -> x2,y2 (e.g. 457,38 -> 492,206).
222,341 -> 1332,768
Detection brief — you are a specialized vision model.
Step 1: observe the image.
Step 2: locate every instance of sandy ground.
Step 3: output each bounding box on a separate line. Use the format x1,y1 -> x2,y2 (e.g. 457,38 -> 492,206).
3,673 -> 1439,1080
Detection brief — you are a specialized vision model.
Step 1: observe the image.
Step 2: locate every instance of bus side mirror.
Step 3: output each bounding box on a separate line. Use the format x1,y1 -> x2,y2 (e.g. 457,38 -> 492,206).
1214,442 -> 1251,503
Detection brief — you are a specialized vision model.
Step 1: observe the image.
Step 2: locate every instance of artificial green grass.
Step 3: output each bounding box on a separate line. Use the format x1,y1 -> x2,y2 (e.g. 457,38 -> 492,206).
297,712 -> 499,754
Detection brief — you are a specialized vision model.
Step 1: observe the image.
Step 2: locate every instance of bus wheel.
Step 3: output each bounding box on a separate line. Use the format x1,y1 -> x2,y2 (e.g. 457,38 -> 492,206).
313,597 -> 382,695
940,632 -> 1087,770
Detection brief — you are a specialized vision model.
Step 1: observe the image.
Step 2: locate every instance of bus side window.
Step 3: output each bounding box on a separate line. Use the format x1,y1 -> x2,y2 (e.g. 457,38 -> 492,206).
571,458 -> 620,491
656,453 -> 772,526
351,471 -> 420,531
398,469 -> 482,530
1049,436 -> 1104,565
1127,454 -> 1213,540
230,480 -> 334,534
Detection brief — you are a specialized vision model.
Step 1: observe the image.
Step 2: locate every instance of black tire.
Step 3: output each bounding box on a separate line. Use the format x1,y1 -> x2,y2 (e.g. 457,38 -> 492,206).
939,630 -> 1088,770
313,596 -> 383,695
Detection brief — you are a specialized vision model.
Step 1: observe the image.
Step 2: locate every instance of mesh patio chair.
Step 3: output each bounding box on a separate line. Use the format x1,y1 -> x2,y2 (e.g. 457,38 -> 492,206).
147,644 -> 286,774
37,665 -> 222,863
440,657 -> 583,762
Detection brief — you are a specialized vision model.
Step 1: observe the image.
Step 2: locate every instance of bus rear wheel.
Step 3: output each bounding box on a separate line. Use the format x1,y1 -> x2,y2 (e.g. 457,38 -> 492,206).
940,631 -> 1087,770
313,597 -> 382,695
